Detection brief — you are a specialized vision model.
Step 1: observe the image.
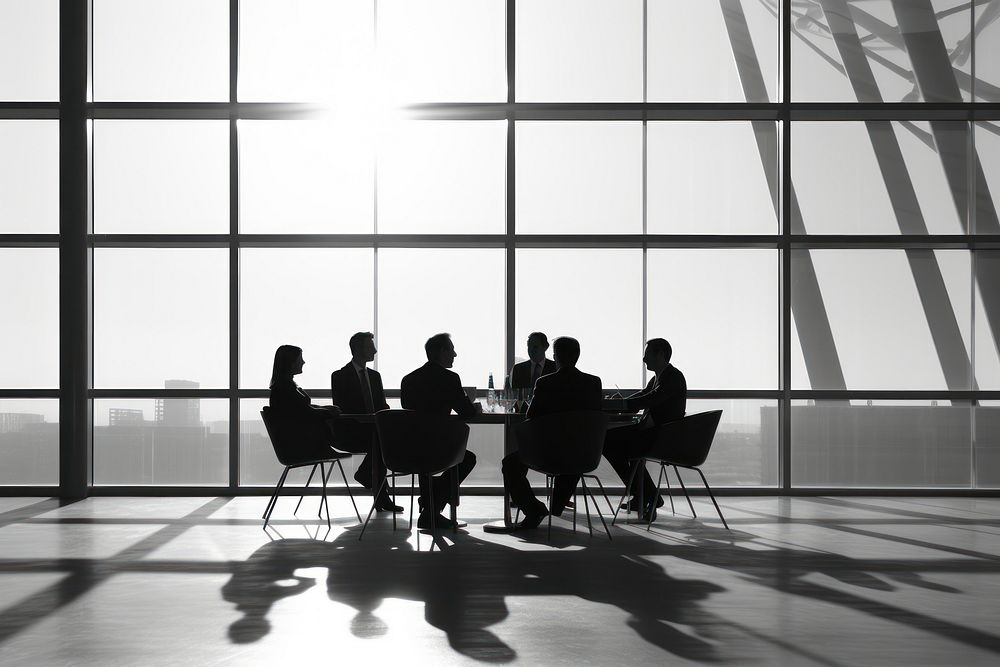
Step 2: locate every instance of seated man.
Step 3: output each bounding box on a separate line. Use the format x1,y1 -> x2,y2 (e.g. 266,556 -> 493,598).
507,331 -> 557,390
603,338 -> 686,521
400,333 -> 479,529
331,332 -> 401,513
488,337 -> 602,532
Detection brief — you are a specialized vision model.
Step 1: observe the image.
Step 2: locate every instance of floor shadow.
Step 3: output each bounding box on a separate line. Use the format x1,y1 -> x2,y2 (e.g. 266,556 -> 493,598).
221,527 -> 729,663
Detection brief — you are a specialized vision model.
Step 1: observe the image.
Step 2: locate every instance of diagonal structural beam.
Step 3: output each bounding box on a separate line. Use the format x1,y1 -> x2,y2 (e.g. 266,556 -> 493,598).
818,0 -> 971,391
721,0 -> 848,390
891,0 -> 1000,375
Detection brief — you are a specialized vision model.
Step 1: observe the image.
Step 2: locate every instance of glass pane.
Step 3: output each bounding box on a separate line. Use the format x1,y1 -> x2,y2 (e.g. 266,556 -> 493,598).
793,121 -> 968,234
240,248 -> 375,389
0,0 -> 58,101
975,251 -> 1000,389
0,249 -> 58,389
792,1 -> 970,102
94,121 -> 229,234
0,120 -> 58,233
238,0 -> 374,103
515,0 -> 642,102
94,398 -> 228,485
239,120 -> 374,233
792,400 -> 971,487
647,250 -> 778,390
975,401 -> 1000,488
378,0 -> 506,103
377,121 -> 506,234
684,399 -> 778,487
977,122 -> 1000,234
0,399 -> 58,486
647,0 -> 776,102
516,121 -> 642,234
791,250 -> 971,391
516,249 -> 642,389
976,2 -> 1000,101
377,248 -> 505,390
93,0 -> 229,102
94,249 -> 229,389
647,122 -> 777,234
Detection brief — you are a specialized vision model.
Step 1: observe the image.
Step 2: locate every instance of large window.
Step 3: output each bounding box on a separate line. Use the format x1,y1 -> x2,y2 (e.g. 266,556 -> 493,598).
3,1 -> 999,491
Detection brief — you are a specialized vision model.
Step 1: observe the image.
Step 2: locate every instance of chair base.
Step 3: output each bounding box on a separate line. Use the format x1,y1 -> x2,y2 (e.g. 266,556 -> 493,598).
612,458 -> 729,531
262,458 -> 362,530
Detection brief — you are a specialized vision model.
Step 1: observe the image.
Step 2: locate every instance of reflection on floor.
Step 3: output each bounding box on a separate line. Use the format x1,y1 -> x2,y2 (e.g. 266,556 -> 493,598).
0,495 -> 998,665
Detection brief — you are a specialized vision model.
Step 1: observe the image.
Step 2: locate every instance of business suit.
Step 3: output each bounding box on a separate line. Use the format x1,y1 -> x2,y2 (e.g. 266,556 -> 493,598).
269,379 -> 337,460
502,366 -> 603,516
603,364 -> 687,503
508,358 -> 557,390
331,362 -> 390,490
399,362 -> 478,513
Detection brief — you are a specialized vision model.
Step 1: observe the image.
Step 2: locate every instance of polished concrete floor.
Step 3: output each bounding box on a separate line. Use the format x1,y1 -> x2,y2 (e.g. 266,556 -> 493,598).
0,494 -> 998,665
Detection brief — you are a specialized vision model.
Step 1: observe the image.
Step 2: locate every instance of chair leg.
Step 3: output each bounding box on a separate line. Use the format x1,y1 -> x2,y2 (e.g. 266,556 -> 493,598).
391,472 -> 398,532
335,459 -> 362,522
613,459 -> 641,526
673,466 -> 696,518
358,477 -> 389,541
572,489 -> 577,533
295,464 -> 318,515
695,467 -> 729,530
647,464 -> 665,532
583,476 -> 612,541
319,463 -> 331,528
409,474 -> 415,531
317,463 -> 327,519
589,474 -> 616,517
263,466 -> 291,528
662,464 -> 676,515
451,467 -> 459,534
546,475 -> 553,541
580,478 -> 593,537
426,474 -> 437,538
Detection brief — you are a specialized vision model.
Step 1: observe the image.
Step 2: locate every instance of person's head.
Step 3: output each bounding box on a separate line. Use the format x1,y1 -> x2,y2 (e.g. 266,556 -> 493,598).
425,333 -> 457,368
270,344 -> 304,388
552,336 -> 580,370
349,332 -> 376,363
643,338 -> 672,373
526,332 -> 549,364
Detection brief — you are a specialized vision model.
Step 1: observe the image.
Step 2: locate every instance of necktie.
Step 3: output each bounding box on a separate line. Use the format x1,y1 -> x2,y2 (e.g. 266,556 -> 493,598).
358,368 -> 375,413
530,362 -> 541,388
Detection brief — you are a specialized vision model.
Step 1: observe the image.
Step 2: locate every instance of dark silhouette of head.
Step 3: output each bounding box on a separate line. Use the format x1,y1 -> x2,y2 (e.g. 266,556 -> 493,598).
349,332 -> 376,363
552,336 -> 580,370
425,333 -> 457,368
270,344 -> 304,389
643,338 -> 672,374
526,332 -> 549,364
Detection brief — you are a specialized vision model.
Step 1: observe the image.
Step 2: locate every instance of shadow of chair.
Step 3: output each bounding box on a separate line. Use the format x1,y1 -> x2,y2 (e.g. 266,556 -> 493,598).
614,410 -> 729,530
358,409 -> 470,540
260,407 -> 361,530
514,410 -> 613,540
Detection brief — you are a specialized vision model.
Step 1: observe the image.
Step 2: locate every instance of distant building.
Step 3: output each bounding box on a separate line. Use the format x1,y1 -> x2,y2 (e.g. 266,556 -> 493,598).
156,380 -> 201,427
0,413 -> 44,434
109,408 -> 145,427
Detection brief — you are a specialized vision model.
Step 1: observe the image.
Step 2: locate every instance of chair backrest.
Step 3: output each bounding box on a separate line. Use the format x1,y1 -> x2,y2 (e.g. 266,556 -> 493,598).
514,410 -> 609,476
260,407 -> 326,467
374,409 -> 470,475
647,410 -> 723,467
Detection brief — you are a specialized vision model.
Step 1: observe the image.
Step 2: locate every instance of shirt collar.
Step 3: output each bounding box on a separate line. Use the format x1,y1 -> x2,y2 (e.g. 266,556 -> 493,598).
351,361 -> 367,374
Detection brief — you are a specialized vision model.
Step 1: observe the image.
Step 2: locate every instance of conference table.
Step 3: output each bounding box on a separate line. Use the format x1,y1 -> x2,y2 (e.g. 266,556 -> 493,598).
339,405 -> 638,528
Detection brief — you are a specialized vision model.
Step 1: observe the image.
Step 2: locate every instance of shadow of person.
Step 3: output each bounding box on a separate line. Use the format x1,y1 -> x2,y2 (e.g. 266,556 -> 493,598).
221,526 -> 730,664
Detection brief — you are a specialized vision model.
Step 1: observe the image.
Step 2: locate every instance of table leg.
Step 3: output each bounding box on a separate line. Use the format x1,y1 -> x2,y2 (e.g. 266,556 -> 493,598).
503,414 -> 513,527
372,427 -> 380,507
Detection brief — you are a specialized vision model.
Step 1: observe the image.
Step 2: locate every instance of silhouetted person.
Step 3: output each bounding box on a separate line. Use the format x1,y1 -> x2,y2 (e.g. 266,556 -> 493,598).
507,331 -> 557,390
400,333 -> 479,529
268,344 -> 341,459
603,338 -> 686,521
488,336 -> 602,532
331,332 -> 401,513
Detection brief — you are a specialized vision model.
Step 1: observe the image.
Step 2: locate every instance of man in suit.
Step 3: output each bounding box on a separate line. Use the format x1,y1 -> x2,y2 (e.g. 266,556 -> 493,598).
400,333 -> 480,529
603,338 -> 686,521
508,332 -> 557,390
486,337 -> 602,532
331,332 -> 401,513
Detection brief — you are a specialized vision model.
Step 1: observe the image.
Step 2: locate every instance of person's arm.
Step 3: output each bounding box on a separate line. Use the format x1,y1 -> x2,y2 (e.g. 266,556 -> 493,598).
372,371 -> 390,411
626,375 -> 679,413
525,382 -> 544,419
450,373 -> 477,419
